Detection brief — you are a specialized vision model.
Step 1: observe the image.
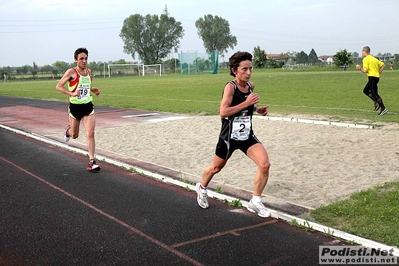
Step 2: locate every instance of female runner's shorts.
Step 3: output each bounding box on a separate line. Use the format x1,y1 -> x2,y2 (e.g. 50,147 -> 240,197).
215,134 -> 261,160
68,102 -> 94,120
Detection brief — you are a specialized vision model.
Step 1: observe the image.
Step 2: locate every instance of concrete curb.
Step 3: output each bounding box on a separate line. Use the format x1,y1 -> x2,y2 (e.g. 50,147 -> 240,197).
255,115 -> 374,129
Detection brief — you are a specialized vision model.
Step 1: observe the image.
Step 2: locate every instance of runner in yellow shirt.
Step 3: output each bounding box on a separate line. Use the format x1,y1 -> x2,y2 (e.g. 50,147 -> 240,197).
356,46 -> 388,115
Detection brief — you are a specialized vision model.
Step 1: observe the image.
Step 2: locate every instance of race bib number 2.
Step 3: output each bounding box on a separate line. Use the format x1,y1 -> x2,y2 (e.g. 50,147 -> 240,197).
231,115 -> 251,141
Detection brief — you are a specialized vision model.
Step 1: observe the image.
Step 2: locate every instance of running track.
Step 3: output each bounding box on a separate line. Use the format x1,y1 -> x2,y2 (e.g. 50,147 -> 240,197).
0,96 -> 350,265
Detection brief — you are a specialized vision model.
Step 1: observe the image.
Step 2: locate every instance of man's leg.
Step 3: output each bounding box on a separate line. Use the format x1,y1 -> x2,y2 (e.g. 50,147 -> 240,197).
68,115 -> 80,139
82,114 -> 96,160
363,80 -> 378,102
363,79 -> 381,111
370,77 -> 386,112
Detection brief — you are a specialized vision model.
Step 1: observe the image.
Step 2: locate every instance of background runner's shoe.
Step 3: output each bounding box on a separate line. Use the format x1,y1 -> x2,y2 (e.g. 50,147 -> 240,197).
64,125 -> 71,142
87,159 -> 100,171
379,108 -> 388,116
374,102 -> 380,111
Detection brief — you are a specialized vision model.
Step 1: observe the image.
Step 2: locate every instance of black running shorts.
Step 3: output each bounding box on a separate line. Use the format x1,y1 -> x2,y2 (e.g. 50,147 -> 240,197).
68,102 -> 94,120
215,134 -> 261,160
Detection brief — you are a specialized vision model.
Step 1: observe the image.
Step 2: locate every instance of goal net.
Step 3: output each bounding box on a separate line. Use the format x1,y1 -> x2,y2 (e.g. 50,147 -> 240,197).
178,50 -> 219,75
108,64 -> 143,78
108,64 -> 162,77
143,64 -> 162,76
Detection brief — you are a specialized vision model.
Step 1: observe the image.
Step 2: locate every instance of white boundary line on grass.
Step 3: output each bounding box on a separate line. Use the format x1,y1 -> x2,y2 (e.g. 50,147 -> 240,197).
1,123 -> 397,257
255,115 -> 374,129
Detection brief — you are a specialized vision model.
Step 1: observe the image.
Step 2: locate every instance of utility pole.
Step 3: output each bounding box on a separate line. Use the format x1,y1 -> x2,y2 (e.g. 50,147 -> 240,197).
163,4 -> 169,16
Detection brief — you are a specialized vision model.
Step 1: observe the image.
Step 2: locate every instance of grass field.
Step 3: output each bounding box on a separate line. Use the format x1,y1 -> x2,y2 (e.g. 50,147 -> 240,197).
0,68 -> 398,123
0,68 -> 398,246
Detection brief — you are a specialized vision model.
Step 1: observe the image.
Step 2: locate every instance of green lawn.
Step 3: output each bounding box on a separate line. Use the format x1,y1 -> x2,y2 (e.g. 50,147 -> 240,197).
309,182 -> 399,246
1,68 -> 398,246
1,68 -> 397,124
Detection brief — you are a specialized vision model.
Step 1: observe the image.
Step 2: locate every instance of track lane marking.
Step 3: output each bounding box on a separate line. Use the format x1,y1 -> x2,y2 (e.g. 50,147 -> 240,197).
0,155 -> 203,266
171,220 -> 277,248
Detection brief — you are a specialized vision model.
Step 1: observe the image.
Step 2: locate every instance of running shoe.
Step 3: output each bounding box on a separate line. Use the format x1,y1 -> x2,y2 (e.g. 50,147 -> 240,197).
374,102 -> 380,111
196,183 -> 209,209
64,125 -> 71,142
247,199 -> 271,218
379,108 -> 388,116
87,159 -> 101,172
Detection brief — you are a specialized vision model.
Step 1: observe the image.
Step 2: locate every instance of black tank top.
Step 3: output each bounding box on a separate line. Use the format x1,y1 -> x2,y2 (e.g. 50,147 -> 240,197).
219,81 -> 255,141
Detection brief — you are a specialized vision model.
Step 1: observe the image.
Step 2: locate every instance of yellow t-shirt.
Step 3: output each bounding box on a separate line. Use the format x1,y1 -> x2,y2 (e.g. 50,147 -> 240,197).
362,55 -> 384,77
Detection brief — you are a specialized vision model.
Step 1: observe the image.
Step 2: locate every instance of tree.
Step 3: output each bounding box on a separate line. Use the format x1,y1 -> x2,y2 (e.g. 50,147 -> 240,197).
352,51 -> 360,64
253,46 -> 267,68
112,59 -> 128,64
41,64 -> 53,76
333,49 -> 353,67
1,66 -> 12,76
296,51 -> 308,64
267,57 -> 278,68
31,62 -> 39,79
308,49 -> 318,65
53,61 -> 69,74
195,15 -> 237,57
120,14 -> 184,65
163,58 -> 179,73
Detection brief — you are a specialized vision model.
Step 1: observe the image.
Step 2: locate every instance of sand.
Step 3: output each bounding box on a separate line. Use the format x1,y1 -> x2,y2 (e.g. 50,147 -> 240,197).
72,114 -> 399,209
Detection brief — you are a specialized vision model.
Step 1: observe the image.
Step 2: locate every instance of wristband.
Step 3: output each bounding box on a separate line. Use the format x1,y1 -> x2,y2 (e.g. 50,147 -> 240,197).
253,104 -> 258,111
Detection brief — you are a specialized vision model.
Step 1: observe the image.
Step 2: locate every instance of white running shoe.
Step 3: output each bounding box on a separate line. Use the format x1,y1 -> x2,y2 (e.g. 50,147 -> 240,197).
196,183 -> 209,209
64,125 -> 71,142
247,199 -> 271,218
379,108 -> 388,116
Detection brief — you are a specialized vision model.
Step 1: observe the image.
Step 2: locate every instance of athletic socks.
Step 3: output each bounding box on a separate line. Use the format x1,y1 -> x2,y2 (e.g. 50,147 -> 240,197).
251,195 -> 262,203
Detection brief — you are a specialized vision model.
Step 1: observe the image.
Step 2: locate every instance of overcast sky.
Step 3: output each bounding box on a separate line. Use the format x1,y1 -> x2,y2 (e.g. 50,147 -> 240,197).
1,0 -> 398,67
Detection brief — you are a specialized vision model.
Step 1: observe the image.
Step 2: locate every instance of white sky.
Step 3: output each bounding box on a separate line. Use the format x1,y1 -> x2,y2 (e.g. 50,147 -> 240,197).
1,0 -> 398,67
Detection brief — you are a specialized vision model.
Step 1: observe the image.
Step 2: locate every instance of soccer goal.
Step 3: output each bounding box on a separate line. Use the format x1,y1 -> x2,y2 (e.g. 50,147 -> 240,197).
108,63 -> 162,77
107,64 -> 143,78
143,64 -> 162,76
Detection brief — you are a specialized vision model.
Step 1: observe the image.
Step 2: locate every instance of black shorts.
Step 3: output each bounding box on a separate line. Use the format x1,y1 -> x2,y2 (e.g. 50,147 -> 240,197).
215,134 -> 261,160
68,102 -> 94,120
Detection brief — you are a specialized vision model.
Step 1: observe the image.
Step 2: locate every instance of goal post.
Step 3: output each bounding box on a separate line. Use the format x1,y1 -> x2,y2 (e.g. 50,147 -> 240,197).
107,64 -> 143,78
142,64 -> 162,76
107,63 -> 162,77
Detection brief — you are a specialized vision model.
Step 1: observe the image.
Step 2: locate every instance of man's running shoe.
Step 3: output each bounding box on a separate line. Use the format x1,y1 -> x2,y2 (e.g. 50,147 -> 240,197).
379,108 -> 388,116
64,125 -> 71,142
196,183 -> 209,209
247,199 -> 271,218
87,159 -> 101,172
374,102 -> 380,111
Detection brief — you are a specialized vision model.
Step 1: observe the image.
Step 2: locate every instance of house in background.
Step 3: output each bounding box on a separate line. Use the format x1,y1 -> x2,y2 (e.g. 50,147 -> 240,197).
318,55 -> 334,64
266,54 -> 282,61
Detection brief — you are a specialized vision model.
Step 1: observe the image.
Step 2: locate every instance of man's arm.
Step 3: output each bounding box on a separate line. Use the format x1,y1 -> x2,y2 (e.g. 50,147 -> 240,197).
379,64 -> 385,74
56,69 -> 79,97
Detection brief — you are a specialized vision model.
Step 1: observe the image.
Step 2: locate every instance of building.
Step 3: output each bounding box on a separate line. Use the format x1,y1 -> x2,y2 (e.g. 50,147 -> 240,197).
318,55 -> 334,64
